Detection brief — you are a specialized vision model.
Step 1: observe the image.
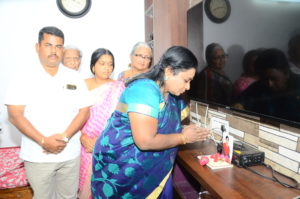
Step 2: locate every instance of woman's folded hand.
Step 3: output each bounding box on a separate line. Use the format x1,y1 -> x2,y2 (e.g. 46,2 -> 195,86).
182,124 -> 211,143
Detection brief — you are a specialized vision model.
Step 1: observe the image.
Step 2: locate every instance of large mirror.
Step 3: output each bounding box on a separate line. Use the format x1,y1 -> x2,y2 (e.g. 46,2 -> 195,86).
187,0 -> 300,127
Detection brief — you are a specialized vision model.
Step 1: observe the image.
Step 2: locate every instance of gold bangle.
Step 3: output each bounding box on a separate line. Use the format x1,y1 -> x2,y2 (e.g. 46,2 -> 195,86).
180,133 -> 186,145
41,137 -> 45,146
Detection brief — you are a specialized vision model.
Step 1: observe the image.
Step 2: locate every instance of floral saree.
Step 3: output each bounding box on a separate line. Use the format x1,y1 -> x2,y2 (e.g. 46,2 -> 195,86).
91,79 -> 189,199
79,81 -> 125,199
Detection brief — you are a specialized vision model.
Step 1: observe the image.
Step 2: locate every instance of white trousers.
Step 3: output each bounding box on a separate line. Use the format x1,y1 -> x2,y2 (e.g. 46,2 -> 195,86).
24,157 -> 80,199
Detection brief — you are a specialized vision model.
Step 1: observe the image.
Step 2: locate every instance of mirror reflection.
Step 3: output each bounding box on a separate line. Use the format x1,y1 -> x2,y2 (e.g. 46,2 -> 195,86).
188,0 -> 300,126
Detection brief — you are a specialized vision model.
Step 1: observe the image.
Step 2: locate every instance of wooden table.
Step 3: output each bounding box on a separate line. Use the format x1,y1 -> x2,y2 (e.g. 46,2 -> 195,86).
176,140 -> 300,199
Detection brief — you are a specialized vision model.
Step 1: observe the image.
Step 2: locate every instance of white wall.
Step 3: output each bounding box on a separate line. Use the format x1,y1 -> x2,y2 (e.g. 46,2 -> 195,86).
0,0 -> 145,147
203,0 -> 300,81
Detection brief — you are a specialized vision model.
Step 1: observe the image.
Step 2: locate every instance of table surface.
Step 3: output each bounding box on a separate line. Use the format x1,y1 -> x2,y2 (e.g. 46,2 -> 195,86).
176,140 -> 300,199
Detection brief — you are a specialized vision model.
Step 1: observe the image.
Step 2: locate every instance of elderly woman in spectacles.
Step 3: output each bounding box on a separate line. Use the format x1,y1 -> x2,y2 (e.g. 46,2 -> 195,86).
191,43 -> 233,105
117,42 -> 152,82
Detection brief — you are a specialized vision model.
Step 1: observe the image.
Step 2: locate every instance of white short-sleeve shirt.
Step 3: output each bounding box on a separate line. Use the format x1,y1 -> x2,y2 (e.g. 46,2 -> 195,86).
5,64 -> 92,162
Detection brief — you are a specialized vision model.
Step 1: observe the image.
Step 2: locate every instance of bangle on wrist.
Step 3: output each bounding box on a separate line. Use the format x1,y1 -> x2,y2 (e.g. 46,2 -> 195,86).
180,133 -> 186,145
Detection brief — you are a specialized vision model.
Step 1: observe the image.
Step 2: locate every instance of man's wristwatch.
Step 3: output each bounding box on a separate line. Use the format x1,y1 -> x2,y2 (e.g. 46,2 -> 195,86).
61,133 -> 69,143
62,136 -> 69,143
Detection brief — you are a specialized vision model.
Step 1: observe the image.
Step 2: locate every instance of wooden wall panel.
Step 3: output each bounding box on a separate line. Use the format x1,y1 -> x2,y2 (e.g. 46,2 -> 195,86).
145,0 -> 189,63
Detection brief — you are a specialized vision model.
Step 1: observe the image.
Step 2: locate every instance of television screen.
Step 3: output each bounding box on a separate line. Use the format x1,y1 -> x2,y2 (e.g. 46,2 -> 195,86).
187,0 -> 300,127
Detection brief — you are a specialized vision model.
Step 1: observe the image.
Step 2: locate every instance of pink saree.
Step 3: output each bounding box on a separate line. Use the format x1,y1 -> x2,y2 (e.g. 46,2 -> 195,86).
78,80 -> 125,199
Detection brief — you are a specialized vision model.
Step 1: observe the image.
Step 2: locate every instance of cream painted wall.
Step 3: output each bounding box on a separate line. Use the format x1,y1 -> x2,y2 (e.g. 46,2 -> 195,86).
0,0 -> 145,147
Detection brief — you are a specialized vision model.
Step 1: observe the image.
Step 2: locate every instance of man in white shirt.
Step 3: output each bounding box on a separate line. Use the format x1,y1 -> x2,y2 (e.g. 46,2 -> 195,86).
5,26 -> 91,199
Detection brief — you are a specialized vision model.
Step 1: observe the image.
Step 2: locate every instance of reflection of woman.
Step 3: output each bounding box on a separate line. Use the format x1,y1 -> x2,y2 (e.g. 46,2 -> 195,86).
78,48 -> 125,199
91,46 -> 210,198
193,43 -> 233,105
234,48 -> 300,123
117,42 -> 152,82
232,49 -> 261,99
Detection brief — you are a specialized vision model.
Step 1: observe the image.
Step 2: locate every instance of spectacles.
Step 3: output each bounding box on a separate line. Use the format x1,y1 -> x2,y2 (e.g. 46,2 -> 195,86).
134,54 -> 152,61
213,54 -> 228,60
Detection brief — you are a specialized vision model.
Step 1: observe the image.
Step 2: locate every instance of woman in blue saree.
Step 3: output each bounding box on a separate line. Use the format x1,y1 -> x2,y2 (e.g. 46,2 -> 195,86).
91,46 -> 210,199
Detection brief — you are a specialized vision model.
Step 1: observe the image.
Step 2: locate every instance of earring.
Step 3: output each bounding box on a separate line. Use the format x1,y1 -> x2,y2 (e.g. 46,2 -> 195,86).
164,76 -> 168,81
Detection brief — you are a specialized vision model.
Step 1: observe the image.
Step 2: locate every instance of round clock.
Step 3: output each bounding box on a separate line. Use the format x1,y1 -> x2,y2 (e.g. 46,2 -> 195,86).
204,0 -> 231,23
57,0 -> 92,18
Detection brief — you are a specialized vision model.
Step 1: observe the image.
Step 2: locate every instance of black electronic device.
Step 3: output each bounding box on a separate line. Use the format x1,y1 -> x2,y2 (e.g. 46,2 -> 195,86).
232,141 -> 264,167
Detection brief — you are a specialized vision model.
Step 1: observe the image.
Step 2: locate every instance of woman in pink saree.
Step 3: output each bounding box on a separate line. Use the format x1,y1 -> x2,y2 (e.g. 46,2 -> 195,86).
232,49 -> 262,99
78,48 -> 125,199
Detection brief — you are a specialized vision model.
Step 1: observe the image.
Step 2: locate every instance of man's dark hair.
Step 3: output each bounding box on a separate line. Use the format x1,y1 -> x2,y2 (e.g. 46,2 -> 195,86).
38,26 -> 64,44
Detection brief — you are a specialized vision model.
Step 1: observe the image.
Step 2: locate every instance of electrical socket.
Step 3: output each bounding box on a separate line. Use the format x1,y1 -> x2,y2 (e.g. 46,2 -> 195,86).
210,117 -> 229,136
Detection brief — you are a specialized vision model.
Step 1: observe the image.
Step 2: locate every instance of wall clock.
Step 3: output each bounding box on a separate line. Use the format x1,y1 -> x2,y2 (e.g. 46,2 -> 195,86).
204,0 -> 231,23
57,0 -> 92,18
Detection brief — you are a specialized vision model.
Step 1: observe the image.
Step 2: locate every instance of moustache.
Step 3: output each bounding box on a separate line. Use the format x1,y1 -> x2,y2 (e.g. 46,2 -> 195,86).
48,54 -> 58,58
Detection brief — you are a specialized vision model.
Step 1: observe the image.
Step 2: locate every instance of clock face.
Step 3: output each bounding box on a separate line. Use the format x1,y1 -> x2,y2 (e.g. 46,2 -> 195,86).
57,0 -> 91,18
205,0 -> 231,23
61,0 -> 87,13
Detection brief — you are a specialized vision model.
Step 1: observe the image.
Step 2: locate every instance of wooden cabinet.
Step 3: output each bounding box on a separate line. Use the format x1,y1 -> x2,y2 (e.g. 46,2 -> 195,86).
144,0 -> 189,63
0,186 -> 33,199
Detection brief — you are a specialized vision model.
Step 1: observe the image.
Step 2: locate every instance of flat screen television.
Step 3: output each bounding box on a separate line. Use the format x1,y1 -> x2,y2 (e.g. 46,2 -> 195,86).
187,0 -> 300,128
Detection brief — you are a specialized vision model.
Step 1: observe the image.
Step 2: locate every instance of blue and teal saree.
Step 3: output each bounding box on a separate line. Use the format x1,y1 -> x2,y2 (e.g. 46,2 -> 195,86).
91,79 -> 189,199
